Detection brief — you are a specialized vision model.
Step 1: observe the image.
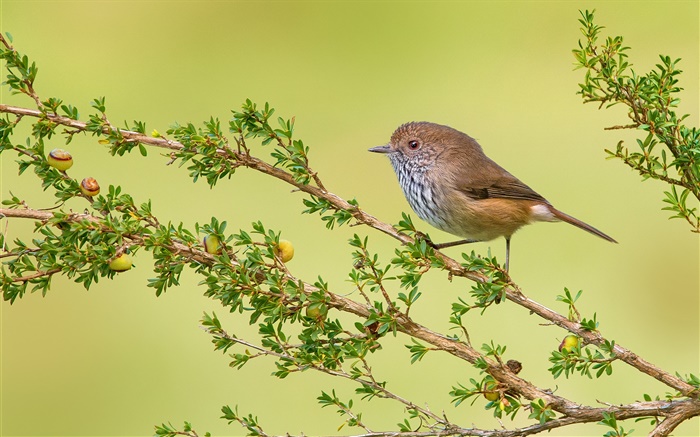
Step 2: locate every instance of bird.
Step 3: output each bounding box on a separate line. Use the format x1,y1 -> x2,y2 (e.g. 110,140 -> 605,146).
369,121 -> 616,271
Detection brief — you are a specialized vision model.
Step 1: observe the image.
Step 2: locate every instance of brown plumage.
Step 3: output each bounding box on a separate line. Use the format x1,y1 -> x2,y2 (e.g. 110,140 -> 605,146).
370,121 -> 616,271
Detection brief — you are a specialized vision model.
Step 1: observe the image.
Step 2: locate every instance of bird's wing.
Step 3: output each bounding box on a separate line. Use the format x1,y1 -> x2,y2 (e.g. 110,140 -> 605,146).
455,163 -> 549,203
439,141 -> 550,203
459,180 -> 548,203
465,177 -> 548,202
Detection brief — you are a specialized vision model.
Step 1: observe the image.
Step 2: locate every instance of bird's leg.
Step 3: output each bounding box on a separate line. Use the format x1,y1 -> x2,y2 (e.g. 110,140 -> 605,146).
504,236 -> 511,272
431,238 -> 481,249
424,236 -> 510,272
414,232 -> 479,251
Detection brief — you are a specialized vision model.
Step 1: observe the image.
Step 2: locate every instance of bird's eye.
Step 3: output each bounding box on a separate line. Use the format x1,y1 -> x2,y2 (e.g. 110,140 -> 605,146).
408,140 -> 420,149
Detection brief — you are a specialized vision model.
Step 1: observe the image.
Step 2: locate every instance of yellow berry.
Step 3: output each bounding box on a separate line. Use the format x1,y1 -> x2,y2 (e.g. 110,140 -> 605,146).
305,303 -> 328,320
47,148 -> 73,171
203,234 -> 221,255
108,253 -> 132,272
275,240 -> 294,263
483,380 -> 499,401
80,177 -> 100,197
559,335 -> 580,352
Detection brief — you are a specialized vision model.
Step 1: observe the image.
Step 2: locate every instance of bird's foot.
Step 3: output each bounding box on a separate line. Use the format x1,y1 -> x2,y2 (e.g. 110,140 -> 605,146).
414,231 -> 437,248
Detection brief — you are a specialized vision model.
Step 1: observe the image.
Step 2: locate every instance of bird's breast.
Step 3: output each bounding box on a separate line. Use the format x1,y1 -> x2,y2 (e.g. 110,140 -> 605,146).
394,164 -> 450,231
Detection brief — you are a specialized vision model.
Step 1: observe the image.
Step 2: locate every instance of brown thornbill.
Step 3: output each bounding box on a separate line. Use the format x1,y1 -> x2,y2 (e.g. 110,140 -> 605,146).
369,122 -> 616,271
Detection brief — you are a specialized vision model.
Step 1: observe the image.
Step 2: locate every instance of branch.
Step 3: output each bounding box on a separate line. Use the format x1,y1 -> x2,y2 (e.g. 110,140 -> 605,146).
604,124 -> 639,130
5,206 -> 698,430
2,100 -> 697,434
225,399 -> 700,437
0,34 -> 42,109
574,14 -> 700,202
211,327 -> 448,428
0,103 -> 485,284
649,399 -> 700,437
505,291 -> 697,397
605,146 -> 688,188
11,268 -> 60,282
2,105 -> 694,397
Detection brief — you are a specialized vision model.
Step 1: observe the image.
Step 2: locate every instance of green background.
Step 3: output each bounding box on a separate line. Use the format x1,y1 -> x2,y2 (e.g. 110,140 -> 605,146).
1,1 -> 698,436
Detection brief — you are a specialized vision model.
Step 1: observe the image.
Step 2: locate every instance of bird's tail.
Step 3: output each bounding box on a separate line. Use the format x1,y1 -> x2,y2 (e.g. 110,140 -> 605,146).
550,208 -> 617,243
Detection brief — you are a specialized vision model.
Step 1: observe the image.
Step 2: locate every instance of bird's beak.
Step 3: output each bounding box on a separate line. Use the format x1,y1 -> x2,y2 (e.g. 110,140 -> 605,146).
368,144 -> 392,154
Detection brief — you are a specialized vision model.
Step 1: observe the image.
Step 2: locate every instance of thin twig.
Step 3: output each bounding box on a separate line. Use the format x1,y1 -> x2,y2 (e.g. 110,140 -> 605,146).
11,268 -> 61,282
604,123 -> 639,130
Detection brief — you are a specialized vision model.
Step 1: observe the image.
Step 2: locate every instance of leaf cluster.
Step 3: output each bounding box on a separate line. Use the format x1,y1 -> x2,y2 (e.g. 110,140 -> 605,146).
548,338 -> 616,379
575,9 -> 700,232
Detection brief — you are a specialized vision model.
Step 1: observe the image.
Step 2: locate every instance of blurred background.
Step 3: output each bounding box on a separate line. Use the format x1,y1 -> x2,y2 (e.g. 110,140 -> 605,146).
1,1 -> 698,436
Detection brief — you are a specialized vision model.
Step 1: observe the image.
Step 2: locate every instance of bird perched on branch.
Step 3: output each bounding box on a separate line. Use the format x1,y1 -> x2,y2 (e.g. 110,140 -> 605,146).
370,122 -> 616,271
